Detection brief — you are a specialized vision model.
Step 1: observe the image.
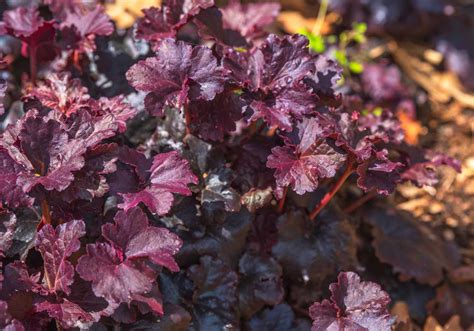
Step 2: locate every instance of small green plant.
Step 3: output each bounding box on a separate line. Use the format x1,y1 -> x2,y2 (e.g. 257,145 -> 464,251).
299,21 -> 367,75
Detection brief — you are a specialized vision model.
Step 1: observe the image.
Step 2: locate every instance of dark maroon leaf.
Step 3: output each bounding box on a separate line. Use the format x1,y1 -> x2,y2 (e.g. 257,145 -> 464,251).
35,219 -> 86,295
118,151 -> 197,215
267,118 -> 346,194
60,143 -> 118,202
76,207 -> 182,307
187,256 -> 239,330
309,272 -> 394,331
245,303 -> 299,331
238,251 -> 283,319
356,151 -> 403,195
126,38 -> 225,116
365,206 -> 461,286
187,90 -> 243,141
272,210 -> 358,308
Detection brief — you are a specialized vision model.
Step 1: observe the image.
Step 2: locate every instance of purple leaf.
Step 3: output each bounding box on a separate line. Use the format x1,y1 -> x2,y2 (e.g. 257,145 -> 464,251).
76,207 -> 182,307
126,38 -> 225,116
0,111 -> 87,192
35,220 -> 86,295
224,34 -> 318,130
35,299 -> 97,329
136,0 -> 214,42
2,7 -> 45,38
28,72 -> 90,117
187,90 -> 243,141
0,149 -> 33,208
309,272 -> 394,331
267,118 -> 346,195
61,6 -> 113,37
118,151 -> 198,215
220,1 -> 280,40
0,80 -> 6,116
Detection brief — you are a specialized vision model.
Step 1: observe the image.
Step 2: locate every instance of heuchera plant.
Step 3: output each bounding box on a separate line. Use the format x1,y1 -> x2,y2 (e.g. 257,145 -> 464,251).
0,0 -> 460,329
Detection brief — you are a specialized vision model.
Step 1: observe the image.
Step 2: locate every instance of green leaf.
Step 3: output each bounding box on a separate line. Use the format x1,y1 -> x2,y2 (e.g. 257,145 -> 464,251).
334,50 -> 348,66
373,107 -> 383,116
353,22 -> 367,34
349,61 -> 364,74
297,28 -> 325,53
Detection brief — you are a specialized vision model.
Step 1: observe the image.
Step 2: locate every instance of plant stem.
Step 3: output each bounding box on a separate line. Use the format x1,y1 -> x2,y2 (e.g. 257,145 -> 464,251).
184,103 -> 191,136
311,0 -> 329,36
29,47 -> 37,84
344,190 -> 377,214
309,157 -> 355,220
41,199 -> 52,225
277,186 -> 288,213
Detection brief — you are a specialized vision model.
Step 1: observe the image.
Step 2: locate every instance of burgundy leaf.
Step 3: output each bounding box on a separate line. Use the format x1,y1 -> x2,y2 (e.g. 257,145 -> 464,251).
0,111 -> 87,192
2,7 -> 56,59
188,256 -> 240,329
267,118 -> 346,195
0,80 -> 6,116
28,72 -> 90,117
61,6 -> 113,37
76,207 -> 182,306
309,272 -> 394,331
220,1 -> 280,40
35,220 -> 86,295
3,7 -> 44,38
187,90 -> 243,141
126,38 -> 225,116
365,206 -> 460,286
399,147 -> 461,187
35,299 -> 96,329
224,34 -> 318,130
0,149 -> 33,208
135,0 -> 214,42
118,151 -> 198,215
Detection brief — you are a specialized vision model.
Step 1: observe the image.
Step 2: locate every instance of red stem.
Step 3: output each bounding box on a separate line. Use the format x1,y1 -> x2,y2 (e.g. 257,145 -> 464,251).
29,46 -> 37,84
40,199 -> 52,226
344,190 -> 377,214
184,103 -> 191,136
277,186 -> 288,213
309,157 -> 355,220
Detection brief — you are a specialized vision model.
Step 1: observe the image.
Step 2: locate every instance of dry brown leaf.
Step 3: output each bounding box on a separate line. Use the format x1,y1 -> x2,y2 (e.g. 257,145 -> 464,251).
389,42 -> 474,109
392,301 -> 416,331
277,11 -> 338,35
106,0 -> 161,29
423,315 -> 463,331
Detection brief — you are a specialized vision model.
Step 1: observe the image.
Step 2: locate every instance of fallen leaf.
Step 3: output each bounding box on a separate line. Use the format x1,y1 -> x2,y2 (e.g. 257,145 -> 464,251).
106,0 -> 161,29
